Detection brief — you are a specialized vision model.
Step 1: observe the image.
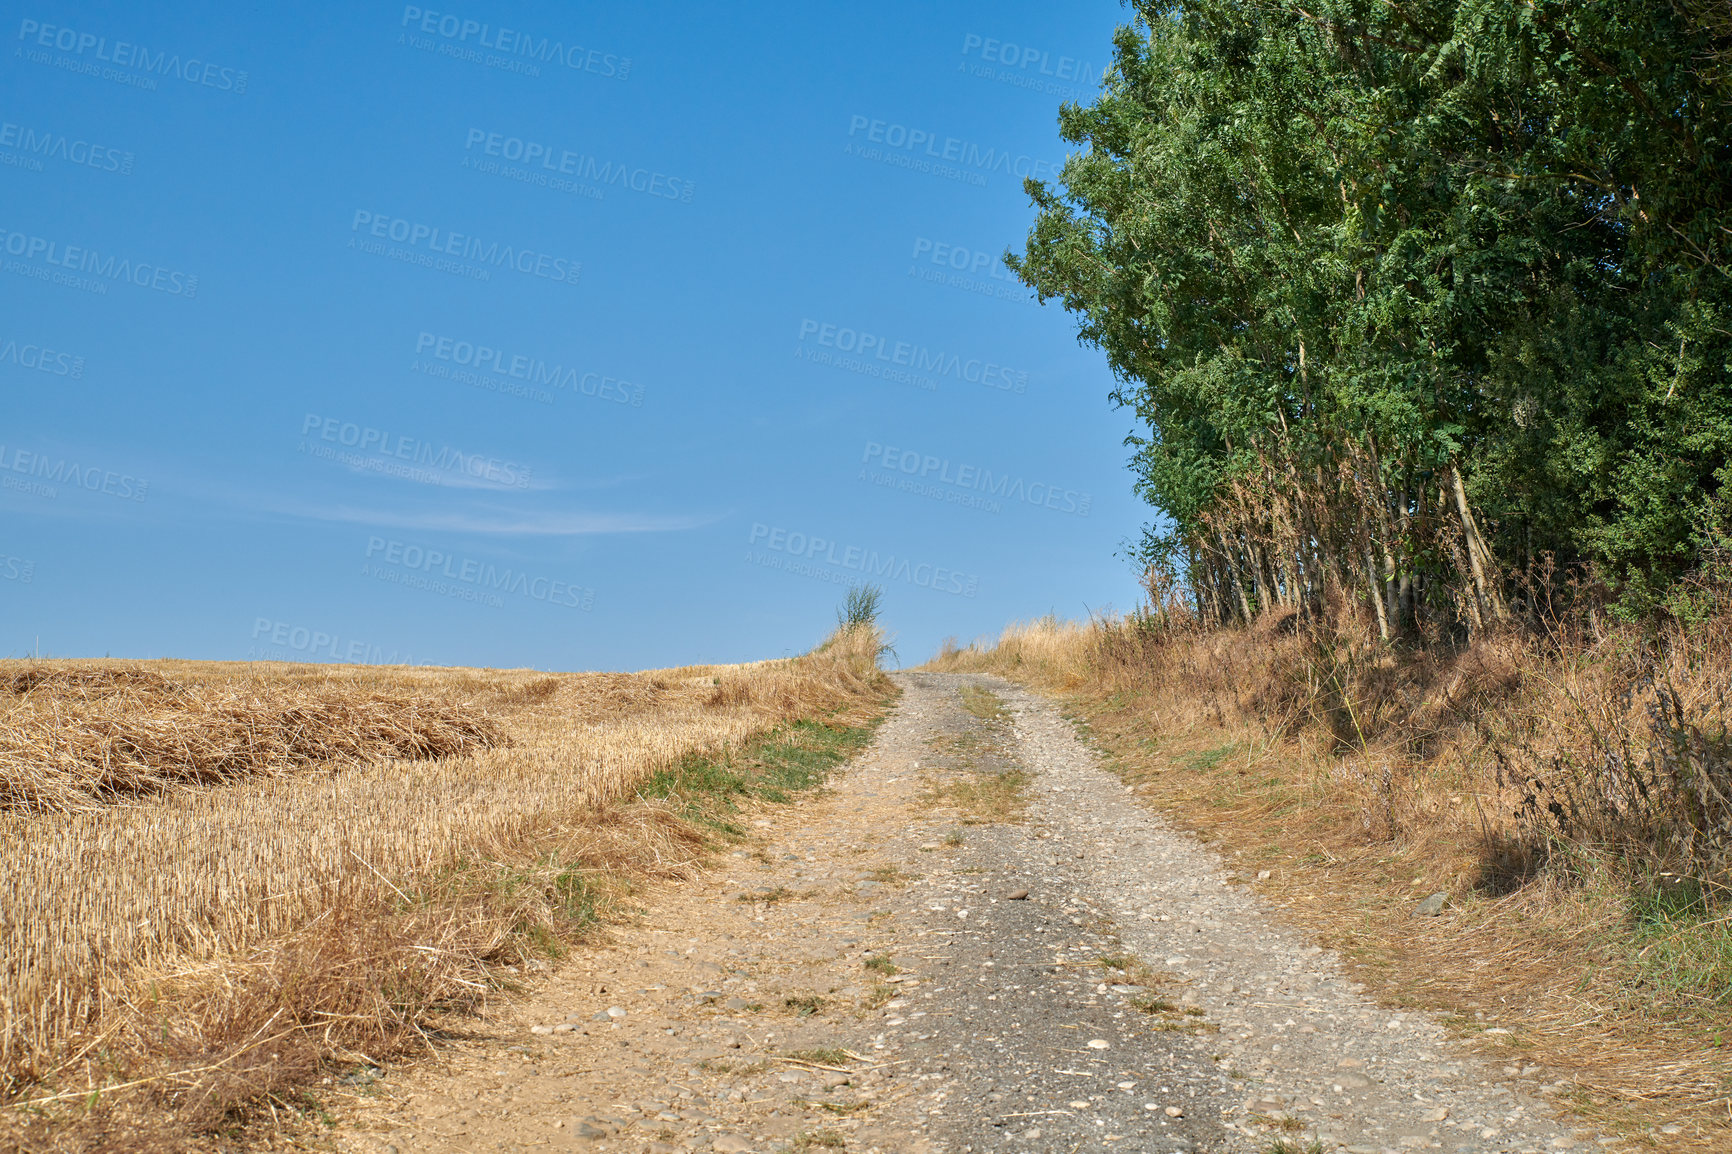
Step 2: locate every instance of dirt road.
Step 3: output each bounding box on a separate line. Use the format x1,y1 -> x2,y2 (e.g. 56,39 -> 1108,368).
331,674 -> 1601,1154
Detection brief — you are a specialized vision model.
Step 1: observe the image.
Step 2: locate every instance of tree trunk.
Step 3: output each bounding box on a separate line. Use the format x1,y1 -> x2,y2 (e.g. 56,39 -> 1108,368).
1449,464 -> 1508,624
1220,531 -> 1254,622
1364,546 -> 1391,639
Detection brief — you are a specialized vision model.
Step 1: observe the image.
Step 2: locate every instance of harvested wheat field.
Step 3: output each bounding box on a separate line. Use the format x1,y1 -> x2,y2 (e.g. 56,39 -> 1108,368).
0,628 -> 892,1149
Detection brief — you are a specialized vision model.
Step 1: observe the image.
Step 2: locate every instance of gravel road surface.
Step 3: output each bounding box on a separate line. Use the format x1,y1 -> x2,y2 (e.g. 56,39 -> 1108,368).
332,674 -> 1603,1154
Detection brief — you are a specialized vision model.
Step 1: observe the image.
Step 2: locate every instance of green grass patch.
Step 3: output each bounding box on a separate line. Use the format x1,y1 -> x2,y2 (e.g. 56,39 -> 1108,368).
698,1058 -> 768,1074
1624,877 -> 1732,1005
636,713 -> 885,832
863,955 -> 897,976
1180,743 -> 1238,771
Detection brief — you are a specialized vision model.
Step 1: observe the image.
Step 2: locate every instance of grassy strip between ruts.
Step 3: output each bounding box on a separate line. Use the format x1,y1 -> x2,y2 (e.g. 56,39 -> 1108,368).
5,678 -> 895,1153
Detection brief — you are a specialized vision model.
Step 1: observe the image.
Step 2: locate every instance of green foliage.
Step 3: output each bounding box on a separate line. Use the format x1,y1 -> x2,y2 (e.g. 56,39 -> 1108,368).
636,717 -> 881,829
837,584 -> 884,629
1017,0 -> 1732,621
1627,877 -> 1732,1005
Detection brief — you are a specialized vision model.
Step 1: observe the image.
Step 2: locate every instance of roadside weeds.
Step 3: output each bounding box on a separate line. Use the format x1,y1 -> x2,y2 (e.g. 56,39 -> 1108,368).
1057,691 -> 1730,1148
926,615 -> 1732,1149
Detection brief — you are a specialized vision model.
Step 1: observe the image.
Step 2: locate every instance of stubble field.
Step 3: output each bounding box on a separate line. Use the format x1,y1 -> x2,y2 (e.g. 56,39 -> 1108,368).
0,628 -> 891,1149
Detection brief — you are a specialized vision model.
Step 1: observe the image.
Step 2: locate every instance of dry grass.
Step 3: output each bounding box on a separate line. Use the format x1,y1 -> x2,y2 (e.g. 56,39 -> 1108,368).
0,626 -> 891,1149
957,685 -> 1008,722
921,686 -> 1025,824
1,673 -> 505,812
922,767 -> 1031,825
927,612 -> 1732,1148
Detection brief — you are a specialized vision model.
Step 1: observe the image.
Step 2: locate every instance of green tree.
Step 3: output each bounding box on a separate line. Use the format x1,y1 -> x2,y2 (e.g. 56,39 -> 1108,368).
1017,0 -> 1732,628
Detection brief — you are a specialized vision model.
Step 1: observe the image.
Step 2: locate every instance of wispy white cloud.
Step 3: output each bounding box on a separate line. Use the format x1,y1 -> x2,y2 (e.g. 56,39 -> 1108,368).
275,500 -> 719,536
324,457 -> 647,493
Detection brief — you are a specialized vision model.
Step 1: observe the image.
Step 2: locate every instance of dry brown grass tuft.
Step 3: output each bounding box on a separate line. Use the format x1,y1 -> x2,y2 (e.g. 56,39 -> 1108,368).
928,612 -> 1732,1148
0,627 -> 891,1148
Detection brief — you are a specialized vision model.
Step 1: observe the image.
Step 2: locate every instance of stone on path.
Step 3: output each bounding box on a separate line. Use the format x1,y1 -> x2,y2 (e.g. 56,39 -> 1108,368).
1413,891 -> 1449,917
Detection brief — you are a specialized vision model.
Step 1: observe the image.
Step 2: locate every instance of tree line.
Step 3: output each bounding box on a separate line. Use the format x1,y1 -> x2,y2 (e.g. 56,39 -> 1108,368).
1014,0 -> 1732,634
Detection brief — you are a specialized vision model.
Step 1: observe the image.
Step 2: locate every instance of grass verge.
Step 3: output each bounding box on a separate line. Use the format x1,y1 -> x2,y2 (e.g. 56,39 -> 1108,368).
637,714 -> 884,835
928,618 -> 1732,1150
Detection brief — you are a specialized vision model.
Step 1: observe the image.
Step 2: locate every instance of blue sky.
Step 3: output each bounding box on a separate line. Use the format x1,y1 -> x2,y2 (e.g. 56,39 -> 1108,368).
2,0 -> 1143,671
